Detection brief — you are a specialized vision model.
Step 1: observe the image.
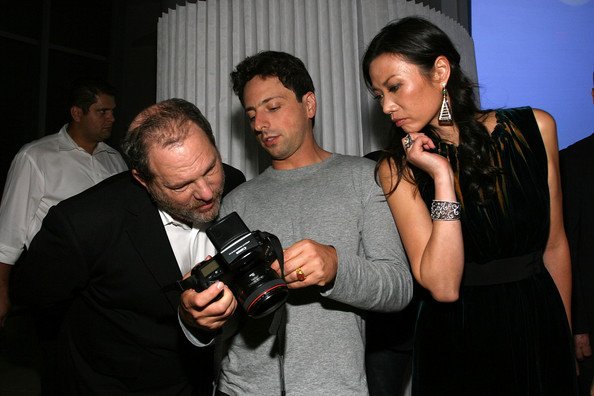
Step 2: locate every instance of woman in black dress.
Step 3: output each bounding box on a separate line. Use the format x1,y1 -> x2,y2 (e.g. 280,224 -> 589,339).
362,16 -> 577,395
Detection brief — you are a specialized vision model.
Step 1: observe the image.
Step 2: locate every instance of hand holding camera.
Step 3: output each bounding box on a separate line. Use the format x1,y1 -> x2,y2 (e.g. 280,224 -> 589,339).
273,239 -> 338,288
178,278 -> 237,332
178,212 -> 289,319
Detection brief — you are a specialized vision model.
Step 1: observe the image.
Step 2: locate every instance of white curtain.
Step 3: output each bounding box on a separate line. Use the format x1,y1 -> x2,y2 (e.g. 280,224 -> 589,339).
157,0 -> 477,179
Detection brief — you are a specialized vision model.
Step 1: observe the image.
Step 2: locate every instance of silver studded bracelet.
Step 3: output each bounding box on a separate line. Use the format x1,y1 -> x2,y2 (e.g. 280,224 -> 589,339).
430,200 -> 461,221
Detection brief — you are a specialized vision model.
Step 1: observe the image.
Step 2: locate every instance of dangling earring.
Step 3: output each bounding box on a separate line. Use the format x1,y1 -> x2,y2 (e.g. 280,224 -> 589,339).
438,84 -> 453,126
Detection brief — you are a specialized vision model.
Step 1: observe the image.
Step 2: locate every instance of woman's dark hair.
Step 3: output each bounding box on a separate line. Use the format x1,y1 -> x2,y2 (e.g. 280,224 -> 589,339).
362,16 -> 499,201
230,50 -> 316,126
122,98 -> 217,182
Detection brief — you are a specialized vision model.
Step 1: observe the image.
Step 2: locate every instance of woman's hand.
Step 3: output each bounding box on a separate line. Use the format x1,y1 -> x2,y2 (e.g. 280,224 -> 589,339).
402,132 -> 452,181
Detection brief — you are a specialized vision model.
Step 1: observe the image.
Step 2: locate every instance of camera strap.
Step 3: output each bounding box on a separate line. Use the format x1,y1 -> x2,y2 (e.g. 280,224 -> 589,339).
265,233 -> 287,396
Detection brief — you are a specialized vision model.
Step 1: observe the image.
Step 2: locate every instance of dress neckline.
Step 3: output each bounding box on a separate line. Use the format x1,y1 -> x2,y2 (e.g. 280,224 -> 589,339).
436,110 -> 509,153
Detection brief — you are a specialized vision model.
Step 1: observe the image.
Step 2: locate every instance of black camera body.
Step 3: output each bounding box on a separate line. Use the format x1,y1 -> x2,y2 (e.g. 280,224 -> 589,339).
179,212 -> 288,319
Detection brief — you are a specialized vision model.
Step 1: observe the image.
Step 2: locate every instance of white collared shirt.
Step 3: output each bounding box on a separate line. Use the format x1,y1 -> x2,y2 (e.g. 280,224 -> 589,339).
158,210 -> 217,275
0,124 -> 128,264
165,211 -> 219,347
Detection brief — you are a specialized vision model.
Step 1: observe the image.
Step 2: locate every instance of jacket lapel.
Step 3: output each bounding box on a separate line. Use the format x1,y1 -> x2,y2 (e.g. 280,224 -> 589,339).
124,183 -> 183,312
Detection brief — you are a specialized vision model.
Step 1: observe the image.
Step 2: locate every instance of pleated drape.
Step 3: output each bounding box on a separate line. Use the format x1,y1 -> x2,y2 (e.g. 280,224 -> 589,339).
157,0 -> 477,179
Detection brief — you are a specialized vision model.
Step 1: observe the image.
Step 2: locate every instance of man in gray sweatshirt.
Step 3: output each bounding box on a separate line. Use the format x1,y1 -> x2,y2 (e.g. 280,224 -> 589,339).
179,51 -> 412,396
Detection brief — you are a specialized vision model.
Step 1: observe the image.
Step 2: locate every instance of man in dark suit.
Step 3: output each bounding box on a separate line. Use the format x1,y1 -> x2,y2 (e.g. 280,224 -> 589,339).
13,98 -> 244,395
560,133 -> 594,396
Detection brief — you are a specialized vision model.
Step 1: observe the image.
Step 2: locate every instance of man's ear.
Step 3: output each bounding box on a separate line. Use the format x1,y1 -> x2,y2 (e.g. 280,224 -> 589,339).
70,106 -> 83,122
433,55 -> 451,86
131,169 -> 148,189
303,92 -> 316,119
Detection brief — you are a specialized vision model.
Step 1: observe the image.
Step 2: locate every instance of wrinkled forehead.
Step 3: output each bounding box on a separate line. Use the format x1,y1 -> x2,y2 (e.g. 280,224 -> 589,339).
147,129 -> 222,184
150,121 -> 219,160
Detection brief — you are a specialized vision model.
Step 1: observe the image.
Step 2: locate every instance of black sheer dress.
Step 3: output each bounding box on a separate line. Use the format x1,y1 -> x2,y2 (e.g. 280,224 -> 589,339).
412,107 -> 577,395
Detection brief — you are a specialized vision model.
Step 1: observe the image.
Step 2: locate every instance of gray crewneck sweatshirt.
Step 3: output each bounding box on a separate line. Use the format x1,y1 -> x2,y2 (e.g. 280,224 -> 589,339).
214,154 -> 412,395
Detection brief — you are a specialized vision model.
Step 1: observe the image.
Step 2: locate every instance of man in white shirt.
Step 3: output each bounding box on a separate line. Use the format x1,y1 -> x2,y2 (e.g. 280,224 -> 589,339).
0,79 -> 128,327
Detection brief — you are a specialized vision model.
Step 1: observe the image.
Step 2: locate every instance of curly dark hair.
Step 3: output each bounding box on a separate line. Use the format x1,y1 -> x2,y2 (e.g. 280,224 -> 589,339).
122,98 -> 217,182
230,50 -> 316,126
362,16 -> 500,201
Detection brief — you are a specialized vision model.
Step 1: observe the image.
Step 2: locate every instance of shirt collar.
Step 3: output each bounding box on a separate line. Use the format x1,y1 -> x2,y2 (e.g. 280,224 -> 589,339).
158,209 -> 212,232
57,124 -> 119,155
159,209 -> 192,230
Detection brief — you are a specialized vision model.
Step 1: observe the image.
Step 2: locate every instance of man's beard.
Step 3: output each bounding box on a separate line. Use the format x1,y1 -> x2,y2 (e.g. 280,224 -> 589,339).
148,184 -> 223,225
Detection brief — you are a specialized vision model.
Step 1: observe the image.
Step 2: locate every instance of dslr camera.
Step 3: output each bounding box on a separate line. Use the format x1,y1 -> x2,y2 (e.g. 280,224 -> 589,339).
178,212 -> 288,319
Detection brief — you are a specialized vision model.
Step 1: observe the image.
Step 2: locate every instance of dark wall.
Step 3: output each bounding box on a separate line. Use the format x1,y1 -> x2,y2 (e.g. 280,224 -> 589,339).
0,0 -> 162,192
109,0 -> 163,150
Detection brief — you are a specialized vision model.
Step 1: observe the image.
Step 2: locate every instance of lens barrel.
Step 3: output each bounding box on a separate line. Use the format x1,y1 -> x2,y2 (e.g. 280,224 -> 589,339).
243,278 -> 289,318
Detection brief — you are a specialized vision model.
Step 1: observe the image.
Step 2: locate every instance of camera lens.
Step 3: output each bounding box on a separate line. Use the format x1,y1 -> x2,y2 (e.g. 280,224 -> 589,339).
228,251 -> 289,318
243,278 -> 289,319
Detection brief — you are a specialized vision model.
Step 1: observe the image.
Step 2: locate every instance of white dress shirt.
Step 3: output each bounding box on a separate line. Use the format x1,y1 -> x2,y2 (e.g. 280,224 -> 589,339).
164,210 -> 220,346
158,210 -> 216,275
0,125 -> 128,264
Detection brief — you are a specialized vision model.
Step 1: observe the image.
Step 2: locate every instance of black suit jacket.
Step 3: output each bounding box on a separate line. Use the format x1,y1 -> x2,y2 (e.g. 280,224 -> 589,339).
14,171 -> 214,393
222,162 -> 246,197
560,133 -> 594,335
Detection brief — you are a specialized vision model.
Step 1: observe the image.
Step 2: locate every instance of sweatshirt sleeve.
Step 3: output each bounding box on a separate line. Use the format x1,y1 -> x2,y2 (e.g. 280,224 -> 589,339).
321,161 -> 413,312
